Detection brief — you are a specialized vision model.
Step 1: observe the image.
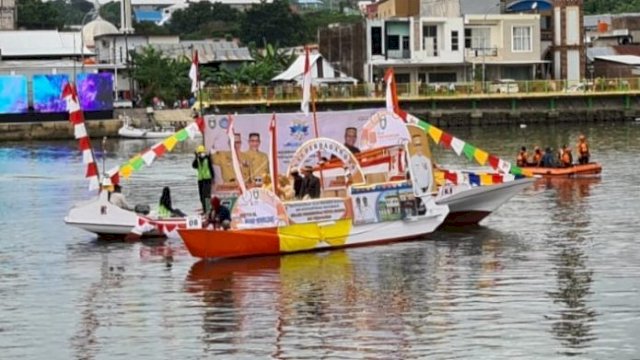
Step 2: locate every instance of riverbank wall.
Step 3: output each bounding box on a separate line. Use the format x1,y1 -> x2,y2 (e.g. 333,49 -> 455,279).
1,92 -> 638,141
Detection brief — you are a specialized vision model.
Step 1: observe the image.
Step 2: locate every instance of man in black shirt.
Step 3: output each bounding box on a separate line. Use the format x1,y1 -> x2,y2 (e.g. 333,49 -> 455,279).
300,165 -> 321,199
343,127 -> 361,154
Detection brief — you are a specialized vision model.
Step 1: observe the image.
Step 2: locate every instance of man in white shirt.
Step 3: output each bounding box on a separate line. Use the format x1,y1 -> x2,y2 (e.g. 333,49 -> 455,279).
109,184 -> 134,211
410,135 -> 433,196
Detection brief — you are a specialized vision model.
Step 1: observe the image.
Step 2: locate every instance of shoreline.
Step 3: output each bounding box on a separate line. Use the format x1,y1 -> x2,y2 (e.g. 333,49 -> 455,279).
1,92 -> 637,141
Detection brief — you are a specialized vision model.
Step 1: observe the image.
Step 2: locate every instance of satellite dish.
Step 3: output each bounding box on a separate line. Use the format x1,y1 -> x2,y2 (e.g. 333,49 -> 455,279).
531,2 -> 538,10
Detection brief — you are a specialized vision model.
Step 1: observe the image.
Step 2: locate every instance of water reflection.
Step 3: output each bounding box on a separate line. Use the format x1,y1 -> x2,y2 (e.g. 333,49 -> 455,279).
543,177 -> 599,355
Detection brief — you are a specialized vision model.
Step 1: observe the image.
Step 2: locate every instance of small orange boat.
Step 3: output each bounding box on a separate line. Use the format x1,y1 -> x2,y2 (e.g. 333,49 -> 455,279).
523,162 -> 602,177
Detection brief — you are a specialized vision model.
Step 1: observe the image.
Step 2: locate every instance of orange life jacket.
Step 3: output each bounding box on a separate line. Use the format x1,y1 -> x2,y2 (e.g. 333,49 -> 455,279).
561,150 -> 572,166
579,142 -> 589,156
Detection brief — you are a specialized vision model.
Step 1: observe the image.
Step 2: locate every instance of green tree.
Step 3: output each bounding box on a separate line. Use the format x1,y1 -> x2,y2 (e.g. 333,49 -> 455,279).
166,2 -> 240,39
131,46 -> 191,104
240,0 -> 304,46
100,1 -> 122,28
133,21 -> 172,36
17,0 -> 65,29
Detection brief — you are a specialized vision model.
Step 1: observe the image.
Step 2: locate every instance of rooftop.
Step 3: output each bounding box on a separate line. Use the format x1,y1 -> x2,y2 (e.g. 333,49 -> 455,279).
0,30 -> 92,58
137,40 -> 253,63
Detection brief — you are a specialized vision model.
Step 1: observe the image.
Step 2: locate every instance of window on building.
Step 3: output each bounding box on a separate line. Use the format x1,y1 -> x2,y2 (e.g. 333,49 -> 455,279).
512,26 -> 532,52
387,35 -> 400,50
371,26 -> 382,55
402,36 -> 409,52
465,28 -> 472,48
452,30 -> 459,51
423,25 -> 438,56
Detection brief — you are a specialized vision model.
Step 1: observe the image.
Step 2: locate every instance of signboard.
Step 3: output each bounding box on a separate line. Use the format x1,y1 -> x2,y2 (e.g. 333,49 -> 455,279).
285,198 -> 349,224
230,188 -> 288,229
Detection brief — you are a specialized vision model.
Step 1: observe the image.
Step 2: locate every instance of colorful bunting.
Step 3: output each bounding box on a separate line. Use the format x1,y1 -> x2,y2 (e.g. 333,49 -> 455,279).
474,148 -> 489,166
163,136 -> 178,151
462,143 -> 476,161
451,137 -> 464,156
427,126 -> 443,144
175,128 -> 188,142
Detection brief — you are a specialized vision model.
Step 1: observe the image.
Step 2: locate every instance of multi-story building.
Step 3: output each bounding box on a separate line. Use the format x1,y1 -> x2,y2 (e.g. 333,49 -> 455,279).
0,0 -> 16,30
464,13 -> 542,82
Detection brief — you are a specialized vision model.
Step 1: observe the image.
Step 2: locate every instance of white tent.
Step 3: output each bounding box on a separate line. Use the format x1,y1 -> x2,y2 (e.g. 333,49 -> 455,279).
272,53 -> 358,84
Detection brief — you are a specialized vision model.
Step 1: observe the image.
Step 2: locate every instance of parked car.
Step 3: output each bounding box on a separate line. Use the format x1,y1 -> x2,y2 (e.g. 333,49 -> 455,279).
489,79 -> 519,94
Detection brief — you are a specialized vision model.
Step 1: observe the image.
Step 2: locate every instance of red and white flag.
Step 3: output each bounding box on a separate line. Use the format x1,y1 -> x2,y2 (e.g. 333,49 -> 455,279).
268,113 -> 278,195
227,116 -> 246,194
63,82 -> 100,191
300,47 -> 312,116
189,50 -> 199,94
384,68 -> 407,121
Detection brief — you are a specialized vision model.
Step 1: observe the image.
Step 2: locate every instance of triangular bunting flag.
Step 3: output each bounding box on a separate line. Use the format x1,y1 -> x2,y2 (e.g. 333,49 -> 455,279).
185,123 -> 199,139
488,154 -> 500,169
451,137 -> 465,156
120,164 -> 133,179
69,111 -> 84,125
82,149 -> 93,164
480,174 -> 493,185
86,162 -> 98,178
469,173 -> 480,186
163,136 -> 178,151
498,159 -> 512,174
440,132 -> 453,148
427,126 -> 443,144
152,144 -> 167,157
175,128 -> 188,142
492,174 -> 503,184
474,148 -> 489,165
142,150 -> 156,166
462,143 -> 476,161
131,157 -> 144,171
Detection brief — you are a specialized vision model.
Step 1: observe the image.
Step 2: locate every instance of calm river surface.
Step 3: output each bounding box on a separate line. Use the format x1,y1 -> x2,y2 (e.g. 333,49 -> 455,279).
1,121 -> 639,359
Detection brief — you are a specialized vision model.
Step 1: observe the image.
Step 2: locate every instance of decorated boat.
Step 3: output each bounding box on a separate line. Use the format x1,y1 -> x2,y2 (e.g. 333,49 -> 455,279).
178,133 -> 450,259
522,162 -> 602,177
63,84 -> 206,239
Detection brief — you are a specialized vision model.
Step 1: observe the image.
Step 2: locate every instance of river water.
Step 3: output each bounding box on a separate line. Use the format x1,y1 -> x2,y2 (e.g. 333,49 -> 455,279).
1,121 -> 639,359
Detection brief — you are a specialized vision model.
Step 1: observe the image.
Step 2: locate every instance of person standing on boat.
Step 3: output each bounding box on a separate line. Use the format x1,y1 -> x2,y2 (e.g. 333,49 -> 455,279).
577,135 -> 590,164
109,184 -> 133,211
409,135 -> 433,196
245,133 -> 270,184
300,165 -> 321,199
193,145 -> 214,213
290,169 -> 304,199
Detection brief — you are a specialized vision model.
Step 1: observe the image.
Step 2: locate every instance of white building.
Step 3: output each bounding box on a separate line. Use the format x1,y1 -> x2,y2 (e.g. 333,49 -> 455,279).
0,0 -> 16,30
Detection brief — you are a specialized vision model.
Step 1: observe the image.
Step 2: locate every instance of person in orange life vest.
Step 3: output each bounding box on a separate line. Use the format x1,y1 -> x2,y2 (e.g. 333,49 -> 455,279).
516,146 -> 529,167
561,146 -> 573,167
577,135 -> 590,164
531,146 -> 543,167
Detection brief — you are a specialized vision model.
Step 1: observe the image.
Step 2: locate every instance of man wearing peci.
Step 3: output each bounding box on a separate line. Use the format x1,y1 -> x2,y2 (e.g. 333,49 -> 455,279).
211,133 -> 250,184
343,127 -> 361,154
245,132 -> 270,185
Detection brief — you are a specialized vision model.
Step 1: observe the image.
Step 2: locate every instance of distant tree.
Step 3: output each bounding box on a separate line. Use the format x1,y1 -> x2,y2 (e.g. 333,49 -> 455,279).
166,2 -> 241,39
300,10 -> 362,43
133,21 -> 172,36
16,0 -> 65,29
131,46 -> 191,104
584,0 -> 640,14
100,1 -> 122,28
239,0 -> 305,46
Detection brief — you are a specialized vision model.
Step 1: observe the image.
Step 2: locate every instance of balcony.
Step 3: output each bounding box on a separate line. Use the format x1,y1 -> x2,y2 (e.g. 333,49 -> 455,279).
465,48 -> 498,58
386,49 -> 411,59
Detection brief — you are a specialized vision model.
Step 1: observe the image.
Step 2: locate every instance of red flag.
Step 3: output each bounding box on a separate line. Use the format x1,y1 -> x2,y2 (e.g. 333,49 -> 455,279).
444,171 -> 458,184
152,144 -> 167,157
384,68 -> 407,122
440,132 -> 453,149
78,137 -> 91,151
492,174 -> 503,184
195,116 -> 205,133
488,154 -> 500,169
110,171 -> 120,186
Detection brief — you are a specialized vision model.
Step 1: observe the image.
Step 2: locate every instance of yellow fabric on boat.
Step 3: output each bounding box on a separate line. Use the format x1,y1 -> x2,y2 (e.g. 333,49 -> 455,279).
278,219 -> 352,252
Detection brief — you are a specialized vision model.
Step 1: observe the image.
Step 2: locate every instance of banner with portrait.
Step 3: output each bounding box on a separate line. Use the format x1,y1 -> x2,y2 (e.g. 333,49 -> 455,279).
203,109 -> 387,184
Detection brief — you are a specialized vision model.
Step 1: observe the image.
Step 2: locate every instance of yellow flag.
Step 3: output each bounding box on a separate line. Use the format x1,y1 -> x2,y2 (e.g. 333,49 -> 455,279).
427,126 -> 443,144
481,173 -> 493,185
474,149 -> 489,165
163,136 -> 178,151
120,164 -> 133,179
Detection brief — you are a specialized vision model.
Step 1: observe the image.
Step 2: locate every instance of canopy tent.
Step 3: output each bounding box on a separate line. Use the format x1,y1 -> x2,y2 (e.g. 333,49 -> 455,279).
272,53 -> 358,85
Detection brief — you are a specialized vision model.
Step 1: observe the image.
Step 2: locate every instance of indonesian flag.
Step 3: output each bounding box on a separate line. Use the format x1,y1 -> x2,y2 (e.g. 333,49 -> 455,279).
228,115 -> 246,194
268,113 -> 278,195
189,50 -> 199,94
300,47 -> 312,116
384,68 -> 407,121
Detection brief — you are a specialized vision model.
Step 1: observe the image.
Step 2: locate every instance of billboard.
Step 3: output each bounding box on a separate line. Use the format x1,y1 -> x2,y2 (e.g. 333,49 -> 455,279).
0,76 -> 28,114
76,73 -> 114,111
33,74 -> 70,113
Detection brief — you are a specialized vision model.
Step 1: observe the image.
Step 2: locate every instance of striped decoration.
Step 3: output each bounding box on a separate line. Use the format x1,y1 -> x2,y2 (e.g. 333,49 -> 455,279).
63,83 -> 100,191
107,117 -> 205,185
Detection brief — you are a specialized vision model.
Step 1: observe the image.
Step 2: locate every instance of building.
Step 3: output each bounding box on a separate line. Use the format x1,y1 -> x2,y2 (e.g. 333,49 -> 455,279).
552,0 -> 585,83
0,0 -> 16,30
592,55 -> 640,78
464,13 -> 543,82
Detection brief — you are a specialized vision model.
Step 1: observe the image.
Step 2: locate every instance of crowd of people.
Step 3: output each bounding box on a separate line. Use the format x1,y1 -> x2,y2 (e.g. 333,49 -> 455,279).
516,135 -> 590,168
